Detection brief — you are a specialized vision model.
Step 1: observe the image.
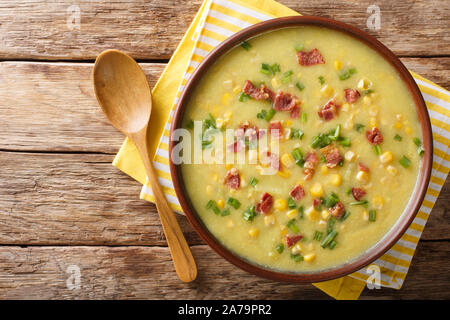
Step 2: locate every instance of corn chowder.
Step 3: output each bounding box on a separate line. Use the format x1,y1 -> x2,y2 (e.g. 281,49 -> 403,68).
180,27 -> 423,272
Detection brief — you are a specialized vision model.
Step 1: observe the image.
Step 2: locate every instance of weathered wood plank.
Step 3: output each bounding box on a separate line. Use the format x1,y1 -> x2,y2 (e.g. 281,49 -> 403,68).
0,151 -> 448,245
0,241 -> 448,299
0,58 -> 448,154
0,0 -> 448,60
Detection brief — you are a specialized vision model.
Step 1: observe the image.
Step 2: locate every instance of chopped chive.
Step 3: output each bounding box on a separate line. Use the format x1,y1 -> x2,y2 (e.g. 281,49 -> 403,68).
338,137 -> 351,147
369,209 -> 377,222
350,200 -> 369,206
286,219 -> 300,234
291,148 -> 304,167
340,211 -> 350,221
355,123 -> 365,133
295,82 -> 305,91
275,243 -> 284,254
328,240 -> 338,250
249,177 -> 258,187
318,76 -> 325,85
287,197 -> 297,209
243,205 -> 257,221
206,200 -> 220,215
373,145 -> 382,155
313,231 -> 323,241
399,155 -> 411,168
282,70 -> 293,83
298,206 -> 304,219
413,137 -> 422,147
270,63 -> 280,74
394,134 -> 403,141
321,230 -> 338,248
417,146 -> 425,156
290,253 -> 304,262
295,43 -> 304,51
264,108 -> 276,121
290,128 -> 304,140
240,40 -> 251,51
227,197 -> 241,209
301,112 -> 308,123
238,92 -> 251,102
221,208 -> 231,216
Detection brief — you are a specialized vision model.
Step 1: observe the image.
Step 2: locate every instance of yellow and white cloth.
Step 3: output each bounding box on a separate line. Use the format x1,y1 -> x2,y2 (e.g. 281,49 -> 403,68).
113,0 -> 450,299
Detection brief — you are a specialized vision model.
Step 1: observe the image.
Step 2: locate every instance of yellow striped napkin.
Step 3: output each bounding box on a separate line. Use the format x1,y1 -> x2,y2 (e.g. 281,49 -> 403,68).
113,0 -> 450,299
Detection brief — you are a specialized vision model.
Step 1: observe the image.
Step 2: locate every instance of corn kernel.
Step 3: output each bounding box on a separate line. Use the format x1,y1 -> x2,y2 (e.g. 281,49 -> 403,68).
240,176 -> 247,188
334,60 -> 342,70
248,149 -> 258,164
291,243 -> 302,254
274,199 -> 287,211
217,199 -> 225,209
363,95 -> 372,106
404,126 -> 412,135
215,118 -> 224,129
224,111 -> 232,120
221,93 -> 232,106
387,165 -> 398,176
305,206 -> 320,221
277,169 -> 291,178
304,253 -> 316,262
233,86 -> 241,95
356,171 -> 370,184
320,164 -> 329,175
321,209 -> 331,220
287,209 -> 298,219
271,77 -> 280,88
281,153 -> 295,168
248,227 -> 259,238
329,173 -> 342,186
379,151 -> 393,164
285,120 -> 292,127
363,210 -> 369,221
345,150 -> 356,162
394,121 -> 403,129
264,215 -> 276,226
357,78 -> 372,90
369,117 -> 378,128
396,114 -> 404,121
280,225 -> 289,236
309,183 -> 324,197
211,105 -> 221,118
373,196 -> 384,209
225,164 -> 233,170
341,103 -> 350,112
320,84 -> 334,97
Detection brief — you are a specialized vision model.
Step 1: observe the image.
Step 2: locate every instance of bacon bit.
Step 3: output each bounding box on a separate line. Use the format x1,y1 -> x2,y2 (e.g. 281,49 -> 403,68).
290,105 -> 300,119
313,198 -> 322,208
297,48 -> 325,66
320,145 -> 343,168
358,162 -> 370,173
261,84 -> 276,102
226,140 -> 246,153
265,151 -> 281,171
303,168 -> 315,181
344,88 -> 361,103
269,120 -> 283,138
329,202 -> 345,219
239,121 -> 263,140
224,168 -> 240,189
352,187 -> 367,201
366,127 -> 384,145
242,80 -> 270,101
286,234 -> 304,247
289,185 -> 306,201
304,151 -> 319,169
318,100 -> 340,121
273,91 -> 299,112
255,192 -> 273,214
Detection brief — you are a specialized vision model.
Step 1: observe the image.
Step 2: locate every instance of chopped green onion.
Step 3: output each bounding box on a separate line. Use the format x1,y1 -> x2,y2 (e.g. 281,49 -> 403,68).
394,134 -> 402,141
301,112 -> 308,123
334,124 -> 341,138
340,211 -> 350,221
318,76 -> 325,85
243,205 -> 257,221
363,89 -> 374,95
275,243 -> 284,254
227,197 -> 241,209
327,217 -> 336,234
399,155 -> 411,168
286,219 -> 300,234
201,140 -> 213,149
324,193 -> 340,208
290,253 -> 304,262
311,133 -> 332,149
328,240 -> 338,250
290,128 -> 304,140
238,92 -> 250,102
291,148 -> 304,167
256,109 -> 267,119
321,230 -> 338,248
295,82 -> 305,91
338,68 -> 357,80
260,63 -> 271,75
206,200 -> 220,215
287,197 -> 297,209
350,200 -> 369,206
355,123 -> 365,133
345,187 -> 352,196
369,209 -> 377,222
338,137 -> 351,147
264,108 -> 276,121
417,146 -> 425,156
240,41 -> 251,51
249,177 -> 258,187
282,70 -> 293,83
413,137 -> 422,147
295,43 -> 304,51
270,63 -> 280,74
373,145 -> 382,155
298,206 -> 304,219
313,231 -> 323,241
221,208 -> 231,216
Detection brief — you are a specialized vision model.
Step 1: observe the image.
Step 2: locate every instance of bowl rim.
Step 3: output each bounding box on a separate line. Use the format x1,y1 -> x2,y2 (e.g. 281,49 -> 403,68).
169,15 -> 433,283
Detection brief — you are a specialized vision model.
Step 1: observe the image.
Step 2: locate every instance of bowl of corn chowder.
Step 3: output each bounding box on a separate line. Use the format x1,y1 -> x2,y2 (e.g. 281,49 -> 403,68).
169,16 -> 432,282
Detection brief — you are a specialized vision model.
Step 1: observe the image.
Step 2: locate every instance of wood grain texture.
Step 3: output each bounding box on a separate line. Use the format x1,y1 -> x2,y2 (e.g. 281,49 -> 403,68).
0,0 -> 449,60
0,151 -> 447,245
0,241 -> 448,299
0,58 -> 448,154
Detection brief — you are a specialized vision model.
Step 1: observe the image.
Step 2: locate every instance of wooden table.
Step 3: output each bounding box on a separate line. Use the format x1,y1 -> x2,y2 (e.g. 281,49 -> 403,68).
0,0 -> 448,300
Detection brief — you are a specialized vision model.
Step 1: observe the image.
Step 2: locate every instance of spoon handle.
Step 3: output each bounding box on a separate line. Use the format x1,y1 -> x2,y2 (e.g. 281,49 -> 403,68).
133,132 -> 197,283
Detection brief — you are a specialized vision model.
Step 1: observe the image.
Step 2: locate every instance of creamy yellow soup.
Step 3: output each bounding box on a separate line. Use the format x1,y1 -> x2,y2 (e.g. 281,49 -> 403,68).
180,26 -> 423,272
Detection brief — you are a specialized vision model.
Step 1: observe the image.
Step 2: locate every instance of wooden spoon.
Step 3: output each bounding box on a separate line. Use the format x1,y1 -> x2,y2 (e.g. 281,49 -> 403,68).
93,49 -> 197,282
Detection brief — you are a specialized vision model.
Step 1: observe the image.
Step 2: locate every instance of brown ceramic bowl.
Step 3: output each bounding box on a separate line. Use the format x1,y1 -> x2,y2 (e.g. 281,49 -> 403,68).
169,16 -> 433,283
